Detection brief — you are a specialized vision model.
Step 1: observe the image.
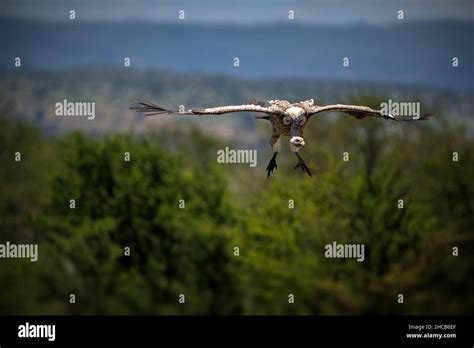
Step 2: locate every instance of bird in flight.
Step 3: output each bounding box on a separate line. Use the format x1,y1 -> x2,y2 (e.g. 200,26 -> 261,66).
131,99 -> 433,178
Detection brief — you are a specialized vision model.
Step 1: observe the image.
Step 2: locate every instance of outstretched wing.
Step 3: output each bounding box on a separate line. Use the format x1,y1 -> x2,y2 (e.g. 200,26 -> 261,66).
309,104 -> 434,122
130,99 -> 280,116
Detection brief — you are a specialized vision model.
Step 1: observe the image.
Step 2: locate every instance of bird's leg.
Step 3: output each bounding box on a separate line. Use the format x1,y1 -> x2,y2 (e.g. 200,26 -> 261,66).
290,121 -> 311,177
294,152 -> 312,177
266,152 -> 278,178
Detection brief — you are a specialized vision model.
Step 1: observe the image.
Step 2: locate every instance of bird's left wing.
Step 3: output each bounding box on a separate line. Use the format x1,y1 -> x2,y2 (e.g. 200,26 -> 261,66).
130,99 -> 281,116
308,104 -> 433,121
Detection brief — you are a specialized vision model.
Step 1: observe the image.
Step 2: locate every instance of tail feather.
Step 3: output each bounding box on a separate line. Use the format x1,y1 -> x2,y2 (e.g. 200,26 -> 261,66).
395,112 -> 436,121
255,115 -> 271,121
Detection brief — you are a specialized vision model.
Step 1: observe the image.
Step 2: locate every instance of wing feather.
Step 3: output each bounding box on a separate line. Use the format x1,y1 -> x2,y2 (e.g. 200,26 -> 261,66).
130,99 -> 279,116
309,104 -> 434,121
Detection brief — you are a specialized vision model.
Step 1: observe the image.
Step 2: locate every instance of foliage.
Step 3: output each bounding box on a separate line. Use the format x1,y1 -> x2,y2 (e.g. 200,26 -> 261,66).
0,102 -> 473,315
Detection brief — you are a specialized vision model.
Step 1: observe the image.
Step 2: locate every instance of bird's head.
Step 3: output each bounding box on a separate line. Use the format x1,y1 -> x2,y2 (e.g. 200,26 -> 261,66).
290,136 -> 305,148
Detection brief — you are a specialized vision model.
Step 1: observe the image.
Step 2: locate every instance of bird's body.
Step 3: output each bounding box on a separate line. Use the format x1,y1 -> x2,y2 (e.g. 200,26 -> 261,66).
131,98 -> 433,178
272,116 -> 293,137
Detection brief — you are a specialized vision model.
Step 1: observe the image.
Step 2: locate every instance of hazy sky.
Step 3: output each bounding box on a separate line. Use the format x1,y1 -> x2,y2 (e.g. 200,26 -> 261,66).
2,0 -> 473,24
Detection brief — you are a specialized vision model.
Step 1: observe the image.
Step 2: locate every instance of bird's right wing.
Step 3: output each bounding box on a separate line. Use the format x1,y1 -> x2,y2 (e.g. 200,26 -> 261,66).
308,104 -> 434,121
130,99 -> 282,116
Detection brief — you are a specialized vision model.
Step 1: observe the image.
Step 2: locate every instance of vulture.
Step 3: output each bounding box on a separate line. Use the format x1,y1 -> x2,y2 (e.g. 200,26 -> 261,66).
131,99 -> 433,178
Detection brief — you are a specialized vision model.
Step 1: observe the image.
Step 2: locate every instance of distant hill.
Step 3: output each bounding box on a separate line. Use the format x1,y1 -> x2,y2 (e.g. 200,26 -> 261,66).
1,69 -> 472,146
1,18 -> 473,92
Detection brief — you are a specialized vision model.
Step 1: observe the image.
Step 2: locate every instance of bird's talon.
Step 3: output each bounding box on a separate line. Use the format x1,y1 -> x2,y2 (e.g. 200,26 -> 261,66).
294,160 -> 312,177
266,154 -> 278,179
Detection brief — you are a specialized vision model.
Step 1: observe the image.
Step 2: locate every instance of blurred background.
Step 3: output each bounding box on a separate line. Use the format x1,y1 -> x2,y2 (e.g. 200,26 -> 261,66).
0,0 -> 473,315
